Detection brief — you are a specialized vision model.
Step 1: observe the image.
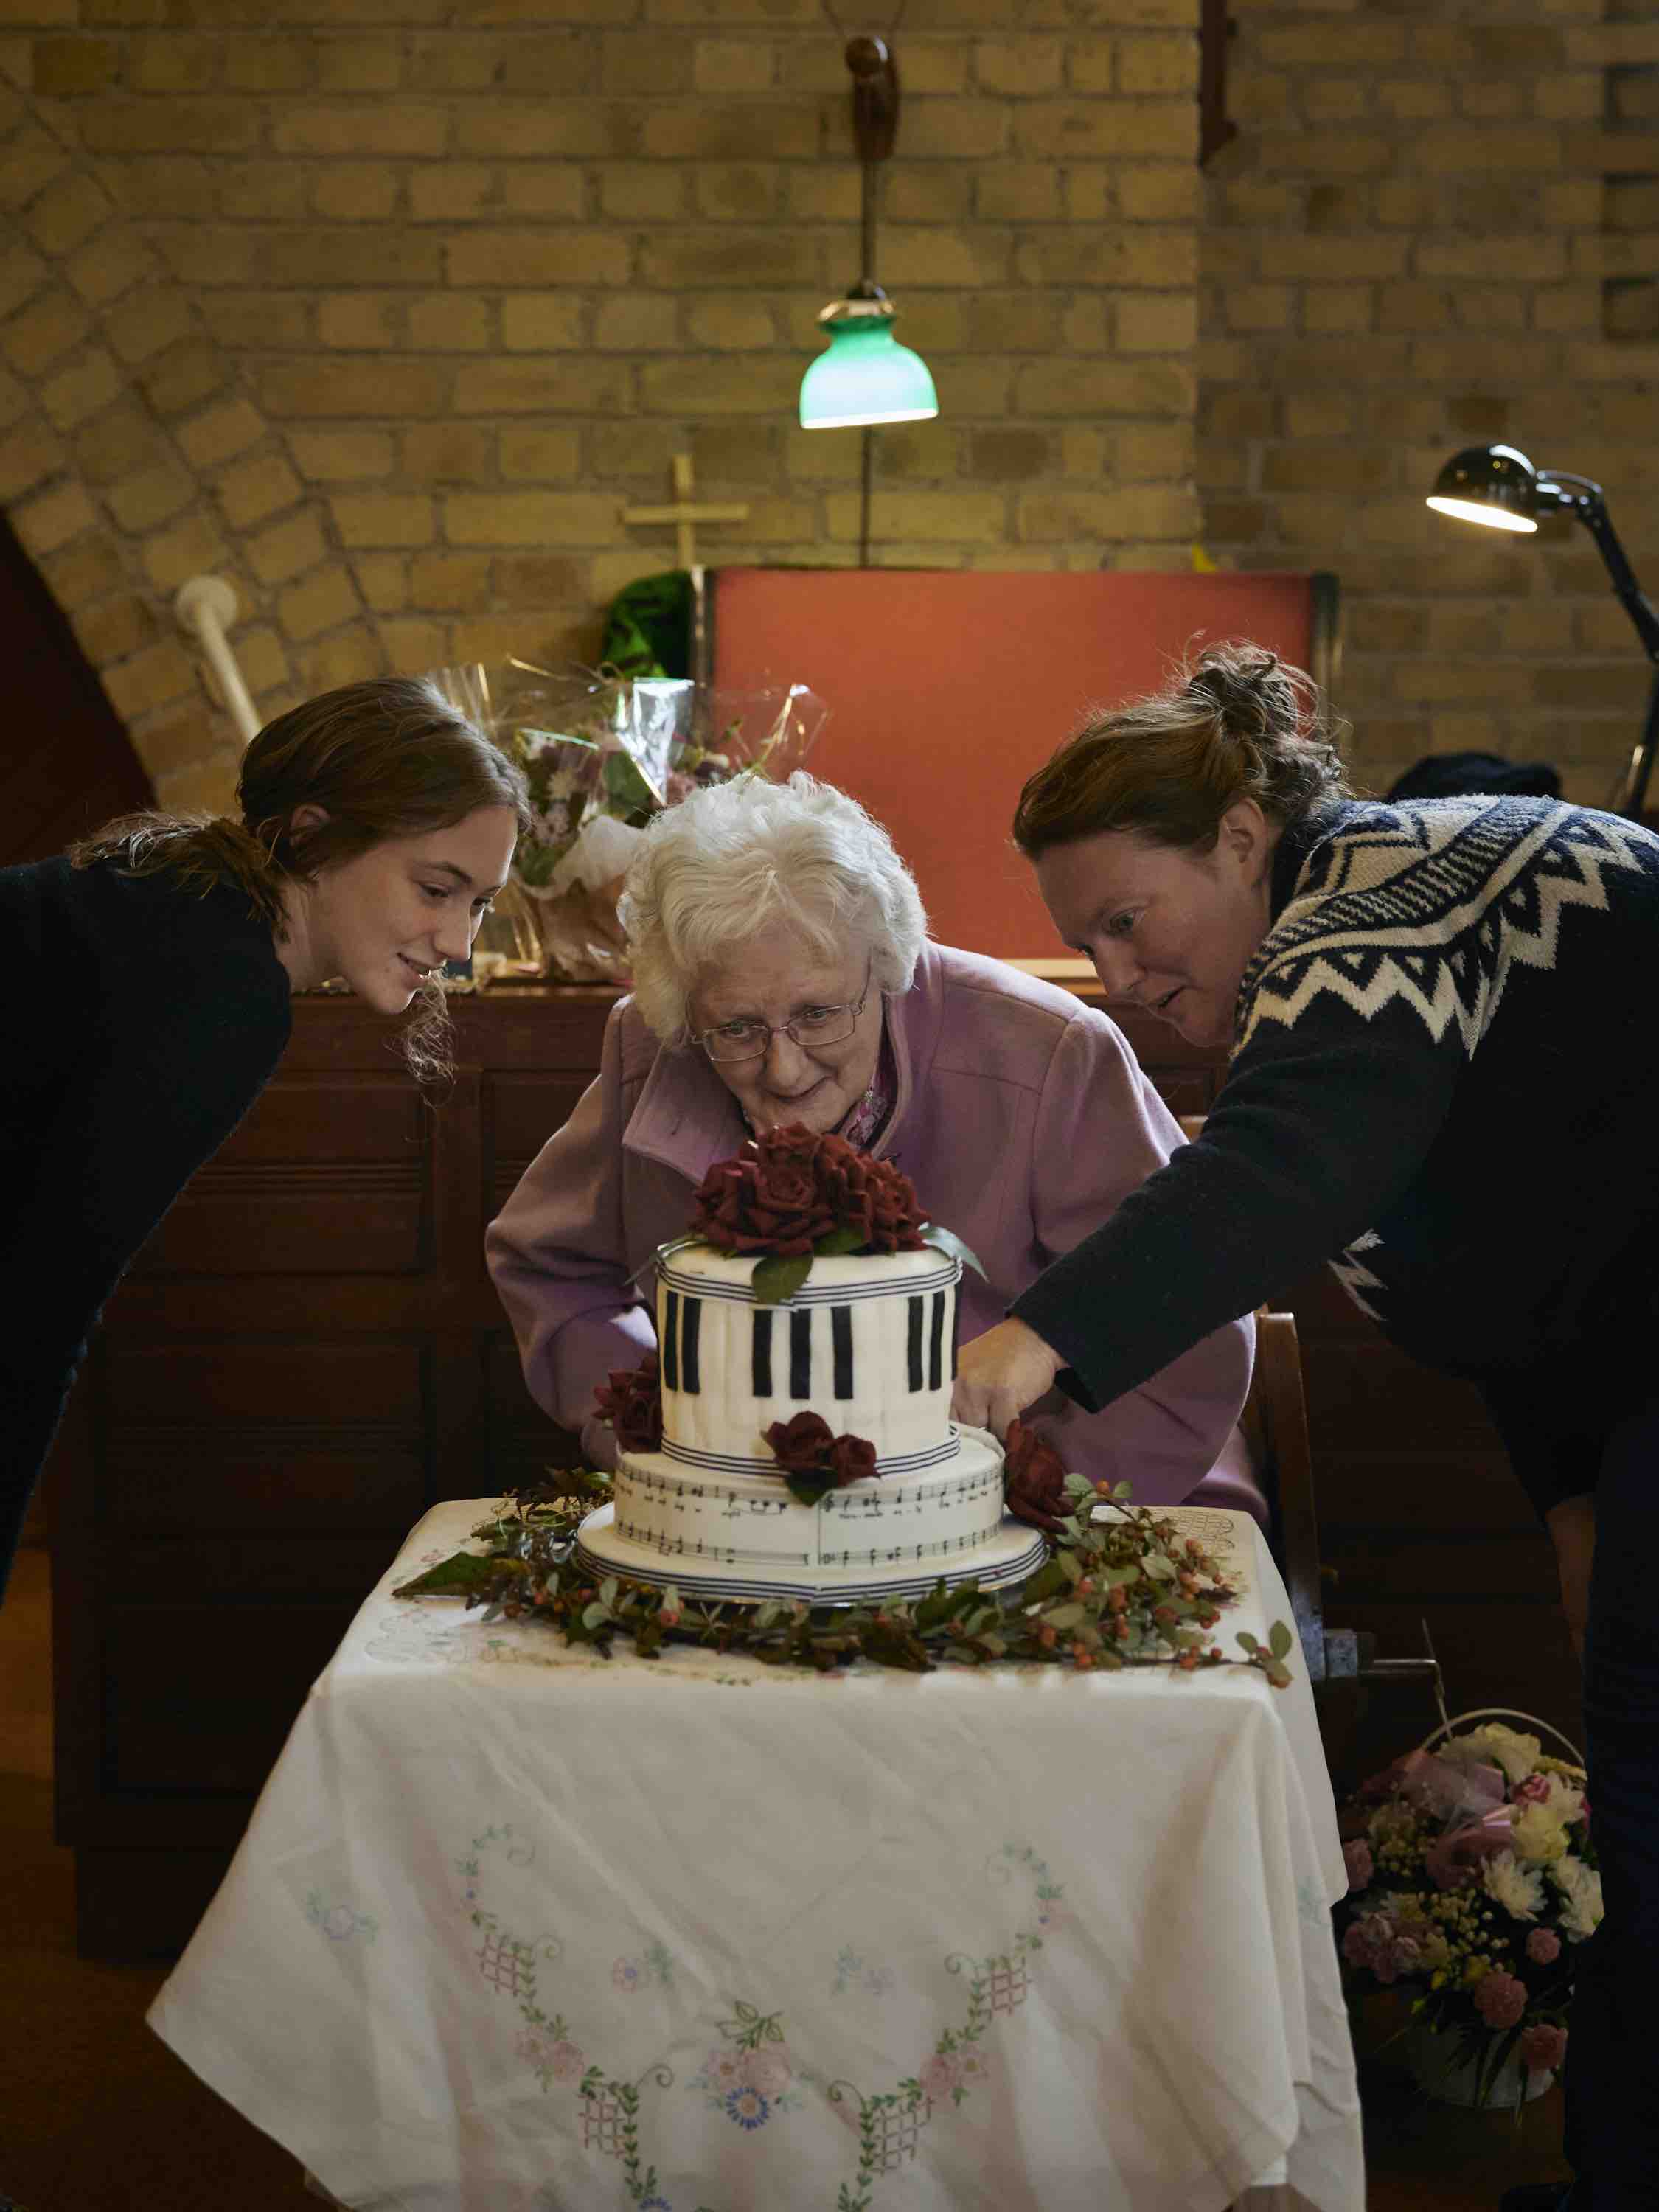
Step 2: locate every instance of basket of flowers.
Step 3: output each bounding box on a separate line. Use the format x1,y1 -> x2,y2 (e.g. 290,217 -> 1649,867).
1335,1708 -> 1601,2110
428,659 -> 826,982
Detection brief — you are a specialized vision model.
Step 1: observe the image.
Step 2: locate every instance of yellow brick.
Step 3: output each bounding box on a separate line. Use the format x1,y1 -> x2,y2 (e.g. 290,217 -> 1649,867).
378,619 -> 451,673
104,636 -> 198,720
404,292 -> 490,353
686,295 -> 776,349
493,552 -> 588,602
26,172 -> 114,260
103,287 -> 194,366
39,347 -> 123,432
0,240 -> 46,321
77,100 -> 258,158
74,404 -> 168,486
1017,228 -> 1194,288
1256,131 -> 1394,175
1116,292 -> 1197,352
409,167 -> 496,223
279,565 -> 363,642
694,36 -> 774,91
785,170 -> 858,225
888,169 -> 973,225
8,477 -> 96,557
273,106 -> 448,159
1377,80 -> 1453,123
1018,485 -> 1197,541
975,35 -> 1062,92
452,101 -> 632,160
450,613 -> 582,665
301,625 -> 385,692
694,162 -> 785,221
499,293 -> 585,351
1114,421 -> 1194,478
139,338 -> 228,420
319,294 -> 405,351
74,593 -> 163,671
1304,77 -> 1372,123
140,508 -> 231,593
214,451 -> 305,529
447,229 -> 623,288
1014,98 -> 1189,161
500,169 -> 588,220
639,355 -> 798,415
350,554 -> 409,614
331,493 -> 434,549
315,34 -> 403,91
592,295 -> 678,350
1065,35 -> 1115,92
152,748 -> 243,818
1259,235 -> 1411,282
409,551 -> 493,608
63,229 -> 153,309
970,427 -> 1050,481
1116,29 -> 1194,94
287,428 -> 394,482
232,627 -> 292,697
311,164 -> 402,223
261,361 -> 453,418
0,123 -> 69,212
445,491 -> 618,545
397,423 -> 493,485
133,703 -> 226,785
641,100 -> 825,162
588,549 -> 678,602
108,464 -> 197,535
499,425 -> 582,481
39,532 -> 125,608
128,32 -> 218,91
597,164 -> 690,222
248,511 -> 330,587
176,397 -> 266,471
977,164 -> 1062,221
30,35 -> 118,94
2,290 -> 91,378
453,359 -> 630,414
223,37 -> 309,91
1418,126 -> 1565,175
639,226 -> 818,289
1305,286 -> 1377,335
203,293 -> 313,349
824,490 -> 1006,545
1015,356 -> 1192,415
879,229 -> 1016,290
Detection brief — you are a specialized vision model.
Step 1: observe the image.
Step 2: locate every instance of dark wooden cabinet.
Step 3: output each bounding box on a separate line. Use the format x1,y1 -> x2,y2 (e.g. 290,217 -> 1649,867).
48,984 -> 1574,1958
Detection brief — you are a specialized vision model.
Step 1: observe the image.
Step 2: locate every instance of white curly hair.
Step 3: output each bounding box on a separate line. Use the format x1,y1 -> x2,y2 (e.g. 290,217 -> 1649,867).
620,771 -> 929,1048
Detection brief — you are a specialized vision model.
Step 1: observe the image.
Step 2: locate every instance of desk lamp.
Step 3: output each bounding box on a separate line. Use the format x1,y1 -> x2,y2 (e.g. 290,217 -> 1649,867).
1427,443 -> 1659,818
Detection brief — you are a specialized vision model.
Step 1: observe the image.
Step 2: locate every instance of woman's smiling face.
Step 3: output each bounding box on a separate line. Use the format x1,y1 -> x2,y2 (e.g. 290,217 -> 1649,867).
1033,801 -> 1279,1049
289,804 -> 519,1011
689,934 -> 882,1135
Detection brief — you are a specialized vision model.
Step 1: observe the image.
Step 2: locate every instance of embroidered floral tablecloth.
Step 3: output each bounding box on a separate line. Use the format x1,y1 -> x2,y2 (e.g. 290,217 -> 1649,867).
149,1500 -> 1361,2212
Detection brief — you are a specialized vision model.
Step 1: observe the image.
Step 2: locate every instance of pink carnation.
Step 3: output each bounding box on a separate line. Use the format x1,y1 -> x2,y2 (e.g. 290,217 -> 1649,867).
1472,1972 -> 1528,2031
1342,1839 -> 1374,1894
1514,1773 -> 1552,1804
1424,1820 -> 1513,1891
1526,1927 -> 1562,1966
1520,2023 -> 1568,2075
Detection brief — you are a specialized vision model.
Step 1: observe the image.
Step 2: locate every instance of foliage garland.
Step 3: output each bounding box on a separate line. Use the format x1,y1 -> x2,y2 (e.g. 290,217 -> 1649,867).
394,1467 -> 1296,1685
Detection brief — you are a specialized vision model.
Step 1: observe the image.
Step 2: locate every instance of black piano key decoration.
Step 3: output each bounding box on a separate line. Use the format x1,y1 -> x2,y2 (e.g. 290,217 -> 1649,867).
928,1290 -> 946,1391
907,1296 -> 925,1391
789,1307 -> 812,1399
662,1290 -> 681,1390
831,1305 -> 853,1399
681,1293 -> 702,1394
751,1307 -> 773,1397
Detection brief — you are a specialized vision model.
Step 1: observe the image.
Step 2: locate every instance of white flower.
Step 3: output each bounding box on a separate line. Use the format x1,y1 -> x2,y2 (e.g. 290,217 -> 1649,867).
1443,1725 -> 1543,1787
1510,1804 -> 1571,1865
1537,1770 -> 1586,1827
1548,1855 -> 1604,1941
1481,1849 -> 1546,1922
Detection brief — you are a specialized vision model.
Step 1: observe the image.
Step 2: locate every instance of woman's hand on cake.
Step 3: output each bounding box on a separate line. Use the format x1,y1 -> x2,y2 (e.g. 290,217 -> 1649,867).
953,1318 -> 1064,1440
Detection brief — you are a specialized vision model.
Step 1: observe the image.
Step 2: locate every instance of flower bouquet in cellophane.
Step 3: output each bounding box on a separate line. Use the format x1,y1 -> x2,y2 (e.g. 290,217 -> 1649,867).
427,660 -> 827,983
1335,1710 -> 1600,2109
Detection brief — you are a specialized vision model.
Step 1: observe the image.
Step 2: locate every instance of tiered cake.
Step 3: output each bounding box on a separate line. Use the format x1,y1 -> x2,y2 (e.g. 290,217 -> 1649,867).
574,1242 -> 1048,1604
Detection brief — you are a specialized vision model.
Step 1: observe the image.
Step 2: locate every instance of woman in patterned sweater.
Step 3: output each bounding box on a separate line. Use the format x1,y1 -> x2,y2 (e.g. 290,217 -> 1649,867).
955,644 -> 1659,2212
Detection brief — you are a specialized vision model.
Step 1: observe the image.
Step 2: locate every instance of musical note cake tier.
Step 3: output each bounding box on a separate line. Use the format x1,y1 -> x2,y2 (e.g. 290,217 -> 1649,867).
575,1245 -> 1047,1604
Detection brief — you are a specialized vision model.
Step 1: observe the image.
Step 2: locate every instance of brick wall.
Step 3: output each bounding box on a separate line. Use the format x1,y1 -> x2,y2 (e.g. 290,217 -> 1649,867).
0,1 -> 1203,808
1201,0 -> 1659,806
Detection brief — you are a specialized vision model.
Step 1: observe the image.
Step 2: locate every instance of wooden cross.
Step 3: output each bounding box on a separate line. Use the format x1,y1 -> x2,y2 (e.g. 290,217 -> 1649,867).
621,453 -> 749,571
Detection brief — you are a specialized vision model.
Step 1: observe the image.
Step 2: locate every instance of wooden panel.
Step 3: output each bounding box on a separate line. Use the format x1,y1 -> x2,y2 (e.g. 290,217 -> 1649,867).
485,1071 -> 593,1215
709,568 -> 1323,959
485,1334 -> 588,1488
105,1447 -> 428,1536
105,1604 -> 349,1795
101,1339 -> 428,1426
132,1077 -> 432,1277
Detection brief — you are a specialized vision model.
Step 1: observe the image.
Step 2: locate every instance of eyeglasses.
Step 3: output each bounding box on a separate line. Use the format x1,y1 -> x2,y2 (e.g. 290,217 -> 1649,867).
695,968 -> 872,1065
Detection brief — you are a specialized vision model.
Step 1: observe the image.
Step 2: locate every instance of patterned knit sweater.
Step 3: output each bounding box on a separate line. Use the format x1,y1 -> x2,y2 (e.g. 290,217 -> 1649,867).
1012,796 -> 1659,1517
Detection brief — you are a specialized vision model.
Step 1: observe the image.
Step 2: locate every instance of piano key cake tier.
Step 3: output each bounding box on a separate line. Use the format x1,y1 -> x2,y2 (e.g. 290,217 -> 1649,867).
655,1243 -> 961,1468
574,1425 -> 1048,1604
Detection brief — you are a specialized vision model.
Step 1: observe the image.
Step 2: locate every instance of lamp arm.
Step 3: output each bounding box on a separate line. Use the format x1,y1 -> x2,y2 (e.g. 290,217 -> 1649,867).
1540,476 -> 1659,666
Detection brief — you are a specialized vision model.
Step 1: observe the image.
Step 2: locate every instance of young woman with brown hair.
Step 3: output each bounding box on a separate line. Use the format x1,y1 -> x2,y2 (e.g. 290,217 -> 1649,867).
1,674 -> 528,1601
955,641 -> 1659,2212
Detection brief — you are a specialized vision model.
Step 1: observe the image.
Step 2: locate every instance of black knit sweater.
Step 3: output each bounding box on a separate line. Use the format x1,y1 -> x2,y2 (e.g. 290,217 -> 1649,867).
1012,797 -> 1659,1518
1,857 -> 292,1597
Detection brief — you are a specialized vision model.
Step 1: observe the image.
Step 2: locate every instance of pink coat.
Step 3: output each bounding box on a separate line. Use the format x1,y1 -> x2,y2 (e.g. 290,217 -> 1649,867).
486,941 -> 1264,1520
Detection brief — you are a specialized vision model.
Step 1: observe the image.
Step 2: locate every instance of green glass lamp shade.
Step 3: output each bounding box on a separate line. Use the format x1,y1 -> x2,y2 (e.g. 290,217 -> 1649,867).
799,309 -> 939,430
1426,443 -> 1541,535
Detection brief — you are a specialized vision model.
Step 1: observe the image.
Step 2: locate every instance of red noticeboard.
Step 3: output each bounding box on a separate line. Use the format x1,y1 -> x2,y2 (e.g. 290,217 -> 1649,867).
707,566 -> 1333,961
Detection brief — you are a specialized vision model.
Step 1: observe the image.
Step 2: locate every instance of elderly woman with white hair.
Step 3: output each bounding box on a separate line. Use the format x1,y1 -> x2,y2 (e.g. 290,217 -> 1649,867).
486,773 -> 1260,1515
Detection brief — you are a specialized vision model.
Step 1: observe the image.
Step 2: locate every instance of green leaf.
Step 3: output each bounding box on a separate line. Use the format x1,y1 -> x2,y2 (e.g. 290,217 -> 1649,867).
919,1224 -> 988,1280
1018,1557 -> 1070,1604
813,1224 -> 868,1257
751,1253 -> 813,1305
1057,1549 -> 1083,1586
784,1470 -> 835,1508
1268,1619 -> 1293,1661
1043,1602 -> 1087,1631
392,1550 -> 501,1596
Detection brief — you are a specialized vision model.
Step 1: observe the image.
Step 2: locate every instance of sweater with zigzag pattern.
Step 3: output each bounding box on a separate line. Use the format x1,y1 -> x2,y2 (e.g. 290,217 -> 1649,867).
1011,795 -> 1659,1517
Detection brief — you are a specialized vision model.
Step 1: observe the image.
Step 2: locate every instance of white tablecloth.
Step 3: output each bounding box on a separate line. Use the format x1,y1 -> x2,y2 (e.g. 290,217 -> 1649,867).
150,1500 -> 1362,2212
